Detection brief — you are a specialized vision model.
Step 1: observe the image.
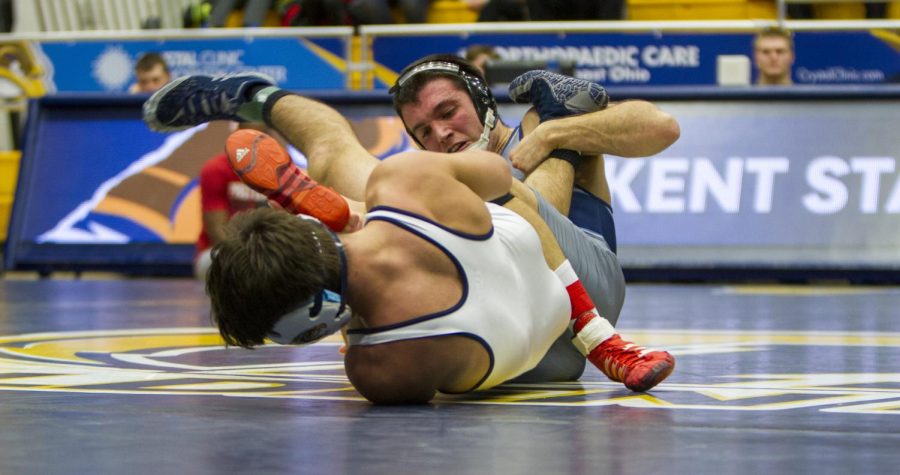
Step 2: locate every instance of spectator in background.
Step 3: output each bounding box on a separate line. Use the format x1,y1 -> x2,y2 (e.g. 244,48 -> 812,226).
347,0 -> 434,24
194,123 -> 279,280
788,2 -> 887,19
526,0 -> 623,20
465,0 -> 527,22
465,44 -> 500,75
390,0 -> 432,23
864,2 -> 888,18
279,0 -> 431,26
468,0 -> 622,21
0,0 -> 12,32
753,27 -> 794,86
346,0 -> 394,24
279,0 -> 352,25
129,52 -> 171,93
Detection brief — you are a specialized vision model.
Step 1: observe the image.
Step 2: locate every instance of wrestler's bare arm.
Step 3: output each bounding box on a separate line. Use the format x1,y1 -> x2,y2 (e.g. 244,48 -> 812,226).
365,149 -> 512,234
510,100 -> 680,174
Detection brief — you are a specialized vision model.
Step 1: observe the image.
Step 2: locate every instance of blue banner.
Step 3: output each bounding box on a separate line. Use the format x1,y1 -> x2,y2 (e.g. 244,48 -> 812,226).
37,36 -> 348,92
10,96 -> 410,248
19,30 -> 900,94
371,31 -> 900,87
8,91 -> 900,272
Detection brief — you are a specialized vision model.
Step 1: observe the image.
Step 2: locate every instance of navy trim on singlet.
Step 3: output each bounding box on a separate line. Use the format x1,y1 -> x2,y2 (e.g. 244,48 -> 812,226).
348,207 -> 505,391
489,193 -> 514,206
366,205 -> 495,241
433,332 -> 493,393
346,207 -> 488,336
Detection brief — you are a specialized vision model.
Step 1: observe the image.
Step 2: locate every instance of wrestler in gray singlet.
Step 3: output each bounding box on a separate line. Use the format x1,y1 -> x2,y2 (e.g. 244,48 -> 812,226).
501,127 -> 626,382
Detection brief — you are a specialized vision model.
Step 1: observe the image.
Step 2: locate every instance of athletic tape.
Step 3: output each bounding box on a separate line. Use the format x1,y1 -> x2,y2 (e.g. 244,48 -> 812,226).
572,313 -> 616,355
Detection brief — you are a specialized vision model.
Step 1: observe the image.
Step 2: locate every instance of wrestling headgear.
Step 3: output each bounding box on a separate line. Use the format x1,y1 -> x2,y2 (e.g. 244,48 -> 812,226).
390,55 -> 498,151
266,215 -> 351,345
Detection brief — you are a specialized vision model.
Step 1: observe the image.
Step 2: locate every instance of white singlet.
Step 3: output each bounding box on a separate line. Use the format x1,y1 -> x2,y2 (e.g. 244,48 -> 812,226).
346,203 -> 570,391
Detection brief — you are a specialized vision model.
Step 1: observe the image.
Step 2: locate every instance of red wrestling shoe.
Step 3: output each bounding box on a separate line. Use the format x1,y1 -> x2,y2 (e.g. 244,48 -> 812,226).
588,334 -> 675,392
225,129 -> 349,231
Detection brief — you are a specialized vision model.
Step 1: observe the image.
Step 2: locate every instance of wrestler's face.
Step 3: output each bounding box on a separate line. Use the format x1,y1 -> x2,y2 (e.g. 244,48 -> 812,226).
399,77 -> 485,153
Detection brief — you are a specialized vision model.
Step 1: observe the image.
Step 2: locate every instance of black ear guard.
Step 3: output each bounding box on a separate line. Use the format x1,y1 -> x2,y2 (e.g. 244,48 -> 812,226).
266,215 -> 350,345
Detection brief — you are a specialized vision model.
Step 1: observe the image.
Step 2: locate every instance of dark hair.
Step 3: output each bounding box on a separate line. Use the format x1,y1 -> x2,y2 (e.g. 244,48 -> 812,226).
754,26 -> 794,50
134,52 -> 170,73
390,53 -> 496,132
206,207 -> 339,349
465,44 -> 499,63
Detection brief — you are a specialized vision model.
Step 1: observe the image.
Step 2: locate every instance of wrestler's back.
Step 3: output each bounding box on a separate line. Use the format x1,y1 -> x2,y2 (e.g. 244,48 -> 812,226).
343,220 -> 492,403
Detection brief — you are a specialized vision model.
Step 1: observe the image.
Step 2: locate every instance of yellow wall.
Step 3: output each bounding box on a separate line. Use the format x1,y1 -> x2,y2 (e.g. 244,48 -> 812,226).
0,151 -> 20,242
629,0 -> 776,20
427,0 -> 479,23
628,0 -> 900,20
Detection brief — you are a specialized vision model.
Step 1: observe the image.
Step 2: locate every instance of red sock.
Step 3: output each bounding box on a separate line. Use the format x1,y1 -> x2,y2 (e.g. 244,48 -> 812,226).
554,260 -> 594,318
554,260 -> 616,354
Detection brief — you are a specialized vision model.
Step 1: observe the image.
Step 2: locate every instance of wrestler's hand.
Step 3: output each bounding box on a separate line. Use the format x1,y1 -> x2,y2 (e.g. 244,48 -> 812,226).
508,70 -> 609,122
508,120 -> 557,174
338,326 -> 349,355
341,210 -> 364,233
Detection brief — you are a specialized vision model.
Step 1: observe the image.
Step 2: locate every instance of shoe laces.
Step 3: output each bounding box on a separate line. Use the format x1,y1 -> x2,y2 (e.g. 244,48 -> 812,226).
597,337 -> 650,381
186,87 -> 231,118
184,74 -> 254,117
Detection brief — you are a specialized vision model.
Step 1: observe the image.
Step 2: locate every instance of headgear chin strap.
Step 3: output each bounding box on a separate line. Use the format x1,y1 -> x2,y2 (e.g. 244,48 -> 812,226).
266,215 -> 351,345
462,108 -> 495,152
390,59 -> 498,150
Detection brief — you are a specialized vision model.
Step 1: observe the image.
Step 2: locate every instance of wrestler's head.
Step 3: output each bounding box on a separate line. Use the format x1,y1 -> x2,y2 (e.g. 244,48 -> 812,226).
390,54 -> 499,153
207,207 -> 348,348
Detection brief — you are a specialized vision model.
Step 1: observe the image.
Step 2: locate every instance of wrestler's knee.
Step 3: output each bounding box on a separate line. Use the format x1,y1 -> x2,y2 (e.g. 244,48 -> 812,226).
509,331 -> 587,383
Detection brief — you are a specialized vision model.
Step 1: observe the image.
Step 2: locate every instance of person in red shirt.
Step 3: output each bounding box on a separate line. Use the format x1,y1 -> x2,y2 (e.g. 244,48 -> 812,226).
194,124 -> 290,279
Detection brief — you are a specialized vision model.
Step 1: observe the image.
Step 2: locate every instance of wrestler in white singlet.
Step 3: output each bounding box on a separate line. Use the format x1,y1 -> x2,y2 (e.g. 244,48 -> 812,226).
347,203 -> 570,390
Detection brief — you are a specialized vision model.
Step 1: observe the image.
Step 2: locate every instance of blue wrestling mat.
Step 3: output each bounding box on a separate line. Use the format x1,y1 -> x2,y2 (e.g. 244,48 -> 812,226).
0,278 -> 898,474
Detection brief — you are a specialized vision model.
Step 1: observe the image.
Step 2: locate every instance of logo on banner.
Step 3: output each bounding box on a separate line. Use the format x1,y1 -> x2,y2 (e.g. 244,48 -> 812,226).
606,156 -> 900,215
34,117 -> 411,245
92,45 -> 134,91
456,44 -> 702,85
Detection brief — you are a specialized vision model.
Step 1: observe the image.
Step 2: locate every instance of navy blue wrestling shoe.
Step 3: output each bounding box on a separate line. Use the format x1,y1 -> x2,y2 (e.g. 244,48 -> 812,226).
143,72 -> 276,131
508,70 -> 609,121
